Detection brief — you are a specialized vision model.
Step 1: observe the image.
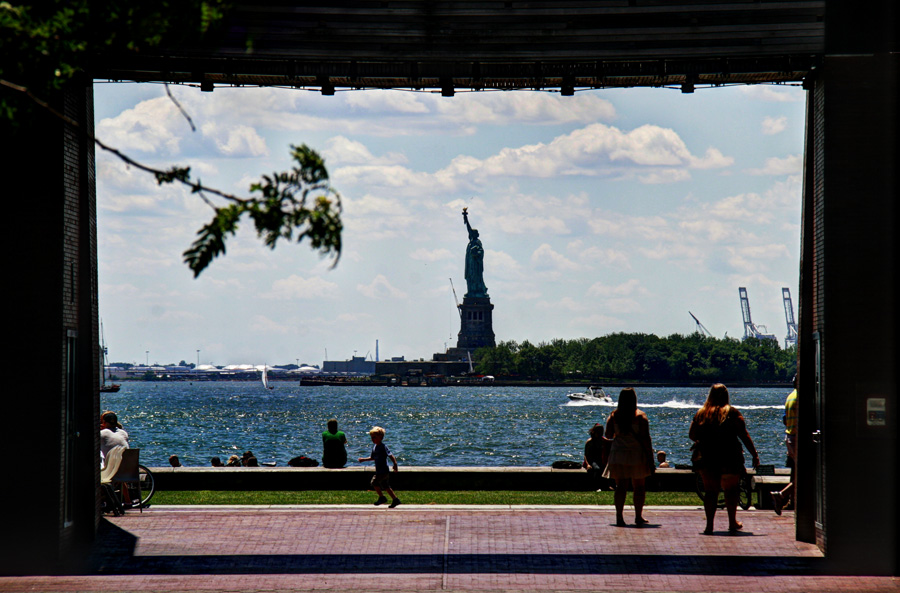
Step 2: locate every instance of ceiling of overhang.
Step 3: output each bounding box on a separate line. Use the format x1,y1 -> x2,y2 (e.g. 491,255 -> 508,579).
93,1 -> 825,92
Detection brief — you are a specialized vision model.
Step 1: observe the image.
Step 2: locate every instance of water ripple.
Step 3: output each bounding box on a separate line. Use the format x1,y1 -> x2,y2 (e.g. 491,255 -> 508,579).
101,384 -> 789,468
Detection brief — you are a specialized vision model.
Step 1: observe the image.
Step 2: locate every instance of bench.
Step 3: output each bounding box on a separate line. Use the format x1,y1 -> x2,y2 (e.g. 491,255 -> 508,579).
750,465 -> 791,509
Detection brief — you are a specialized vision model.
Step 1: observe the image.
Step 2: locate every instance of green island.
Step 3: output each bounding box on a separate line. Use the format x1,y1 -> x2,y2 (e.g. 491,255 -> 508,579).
473,333 -> 796,384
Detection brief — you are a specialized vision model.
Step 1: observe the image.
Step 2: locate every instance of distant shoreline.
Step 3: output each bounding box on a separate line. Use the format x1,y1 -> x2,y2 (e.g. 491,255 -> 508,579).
108,377 -> 792,389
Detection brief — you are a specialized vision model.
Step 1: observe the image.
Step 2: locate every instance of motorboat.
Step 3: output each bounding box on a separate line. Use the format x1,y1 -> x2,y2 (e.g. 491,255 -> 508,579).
567,386 -> 612,403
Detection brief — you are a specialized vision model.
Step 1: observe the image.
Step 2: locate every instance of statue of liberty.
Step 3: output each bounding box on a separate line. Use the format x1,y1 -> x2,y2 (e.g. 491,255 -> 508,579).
462,208 -> 489,299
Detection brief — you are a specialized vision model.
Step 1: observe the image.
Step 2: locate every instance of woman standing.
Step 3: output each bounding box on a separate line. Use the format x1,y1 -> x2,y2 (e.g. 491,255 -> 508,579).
690,383 -> 760,534
602,388 -> 655,526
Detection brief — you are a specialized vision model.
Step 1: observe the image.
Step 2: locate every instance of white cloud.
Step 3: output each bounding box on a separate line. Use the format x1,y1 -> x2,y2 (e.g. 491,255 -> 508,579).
689,147 -> 735,170
762,116 -> 788,135
569,313 -> 628,331
588,212 -> 677,242
383,122 -> 731,188
740,86 -> 804,103
568,241 -> 631,268
485,250 -> 525,280
495,213 -> 570,235
434,91 -> 617,125
140,308 -> 202,323
588,279 -> 644,297
637,242 -> 706,263
342,193 -> 420,240
357,274 -> 408,299
200,122 -> 269,157
603,298 -> 643,314
410,248 -> 453,262
264,275 -> 340,300
536,296 -> 586,312
703,193 -> 772,223
531,243 -> 580,273
638,169 -> 691,184
324,136 -> 408,166
678,219 -> 754,244
249,315 -> 292,335
96,96 -> 185,155
746,154 -> 803,176
332,122 -> 732,200
344,90 -> 431,114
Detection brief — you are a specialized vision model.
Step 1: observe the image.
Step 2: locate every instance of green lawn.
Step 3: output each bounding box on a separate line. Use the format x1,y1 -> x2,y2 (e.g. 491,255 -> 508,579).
150,490 -> 701,506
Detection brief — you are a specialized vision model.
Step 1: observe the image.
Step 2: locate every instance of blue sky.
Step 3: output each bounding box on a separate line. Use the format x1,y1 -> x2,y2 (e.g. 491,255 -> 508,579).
94,82 -> 805,367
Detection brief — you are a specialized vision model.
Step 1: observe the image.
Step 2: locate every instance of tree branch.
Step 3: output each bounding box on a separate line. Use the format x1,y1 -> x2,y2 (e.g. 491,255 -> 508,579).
1,77 -> 343,277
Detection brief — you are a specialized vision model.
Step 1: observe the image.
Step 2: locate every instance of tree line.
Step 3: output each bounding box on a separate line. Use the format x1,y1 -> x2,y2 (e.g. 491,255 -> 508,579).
473,333 -> 796,383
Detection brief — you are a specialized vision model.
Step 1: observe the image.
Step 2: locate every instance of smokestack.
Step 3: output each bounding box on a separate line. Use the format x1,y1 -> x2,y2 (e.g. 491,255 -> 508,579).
376,340 -> 379,362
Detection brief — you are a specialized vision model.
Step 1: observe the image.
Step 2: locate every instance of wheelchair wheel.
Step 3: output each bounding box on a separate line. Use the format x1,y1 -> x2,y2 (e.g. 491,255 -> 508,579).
695,473 -> 752,510
138,464 -> 155,506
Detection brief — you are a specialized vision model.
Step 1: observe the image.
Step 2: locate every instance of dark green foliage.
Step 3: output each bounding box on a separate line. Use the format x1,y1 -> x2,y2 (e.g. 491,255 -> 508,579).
1,0 -> 230,123
475,333 -> 796,383
3,2 -> 344,277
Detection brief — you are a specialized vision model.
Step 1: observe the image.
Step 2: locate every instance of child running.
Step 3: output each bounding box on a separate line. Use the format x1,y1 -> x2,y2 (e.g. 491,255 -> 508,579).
358,426 -> 400,508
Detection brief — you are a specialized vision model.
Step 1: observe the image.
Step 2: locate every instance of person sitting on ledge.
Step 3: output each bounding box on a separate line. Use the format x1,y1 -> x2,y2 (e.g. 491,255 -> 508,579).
210,456 -> 224,467
657,451 -> 671,468
226,455 -> 242,467
168,455 -> 182,467
322,418 -> 349,468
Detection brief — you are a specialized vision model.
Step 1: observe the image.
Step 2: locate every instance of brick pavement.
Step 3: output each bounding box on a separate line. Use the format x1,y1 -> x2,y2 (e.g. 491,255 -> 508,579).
1,505 -> 897,592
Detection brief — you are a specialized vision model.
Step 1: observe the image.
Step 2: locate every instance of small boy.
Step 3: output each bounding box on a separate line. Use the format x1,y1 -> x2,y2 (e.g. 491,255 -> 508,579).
358,426 -> 400,508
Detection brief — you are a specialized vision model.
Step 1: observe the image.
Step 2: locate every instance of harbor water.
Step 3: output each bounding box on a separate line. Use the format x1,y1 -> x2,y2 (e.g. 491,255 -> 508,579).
102,383 -> 789,469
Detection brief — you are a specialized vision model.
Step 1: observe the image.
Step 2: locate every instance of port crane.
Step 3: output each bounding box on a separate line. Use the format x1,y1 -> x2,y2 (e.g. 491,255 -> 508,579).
782,287 -> 799,348
449,278 -> 474,373
689,311 -> 713,338
739,287 -> 777,342
449,278 -> 462,319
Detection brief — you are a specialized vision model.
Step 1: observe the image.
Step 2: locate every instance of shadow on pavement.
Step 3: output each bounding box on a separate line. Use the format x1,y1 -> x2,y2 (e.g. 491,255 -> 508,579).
90,552 -> 829,577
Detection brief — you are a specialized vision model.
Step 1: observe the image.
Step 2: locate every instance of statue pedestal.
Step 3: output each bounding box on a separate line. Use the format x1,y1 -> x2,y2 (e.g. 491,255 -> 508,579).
457,297 -> 495,350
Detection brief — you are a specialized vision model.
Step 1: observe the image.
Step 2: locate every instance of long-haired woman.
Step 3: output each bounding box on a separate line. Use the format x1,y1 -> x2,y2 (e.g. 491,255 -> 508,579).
602,387 -> 655,526
689,383 -> 760,534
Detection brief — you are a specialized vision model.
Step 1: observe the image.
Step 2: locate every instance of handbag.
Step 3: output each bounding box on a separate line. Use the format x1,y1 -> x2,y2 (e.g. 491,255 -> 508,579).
690,442 -> 702,466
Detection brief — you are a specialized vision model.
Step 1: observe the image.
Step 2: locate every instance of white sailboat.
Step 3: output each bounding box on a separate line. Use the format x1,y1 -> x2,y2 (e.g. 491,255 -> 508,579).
261,365 -> 274,390
99,320 -> 120,393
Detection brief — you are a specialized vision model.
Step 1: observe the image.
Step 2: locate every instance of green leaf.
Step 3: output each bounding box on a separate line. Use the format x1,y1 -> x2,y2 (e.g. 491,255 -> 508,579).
182,203 -> 242,278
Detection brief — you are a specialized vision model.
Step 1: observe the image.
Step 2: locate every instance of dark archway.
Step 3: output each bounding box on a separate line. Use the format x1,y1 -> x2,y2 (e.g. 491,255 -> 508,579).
3,0 -> 895,575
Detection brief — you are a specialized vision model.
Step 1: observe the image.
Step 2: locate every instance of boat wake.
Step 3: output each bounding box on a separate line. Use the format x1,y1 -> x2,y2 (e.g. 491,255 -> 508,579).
565,398 -> 781,410
563,399 -> 615,407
